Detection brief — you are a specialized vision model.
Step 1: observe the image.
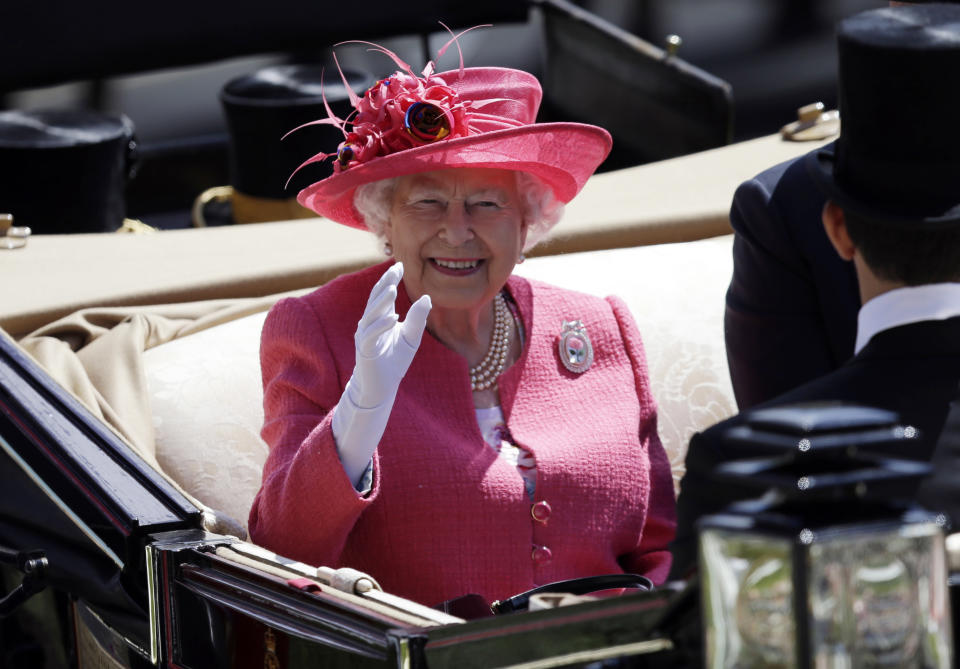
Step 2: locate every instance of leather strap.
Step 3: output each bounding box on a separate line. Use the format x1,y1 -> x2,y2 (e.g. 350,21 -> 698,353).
491,573 -> 653,615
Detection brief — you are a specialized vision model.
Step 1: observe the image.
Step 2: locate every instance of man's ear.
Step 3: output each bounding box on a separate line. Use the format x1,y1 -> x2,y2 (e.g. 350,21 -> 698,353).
822,200 -> 856,261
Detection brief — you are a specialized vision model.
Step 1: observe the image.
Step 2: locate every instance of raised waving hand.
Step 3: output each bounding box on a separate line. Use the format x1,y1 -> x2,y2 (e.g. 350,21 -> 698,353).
332,263 -> 432,486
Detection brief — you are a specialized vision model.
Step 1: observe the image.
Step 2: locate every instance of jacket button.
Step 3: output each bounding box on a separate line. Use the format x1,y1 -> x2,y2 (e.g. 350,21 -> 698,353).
531,545 -> 553,564
531,500 -> 552,523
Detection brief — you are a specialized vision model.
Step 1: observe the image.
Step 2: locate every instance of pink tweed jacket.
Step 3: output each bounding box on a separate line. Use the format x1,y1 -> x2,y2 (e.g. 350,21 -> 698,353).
249,261 -> 676,607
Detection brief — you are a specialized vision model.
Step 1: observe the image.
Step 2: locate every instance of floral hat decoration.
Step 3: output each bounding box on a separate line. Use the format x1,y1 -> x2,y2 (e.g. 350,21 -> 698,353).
287,26 -> 613,230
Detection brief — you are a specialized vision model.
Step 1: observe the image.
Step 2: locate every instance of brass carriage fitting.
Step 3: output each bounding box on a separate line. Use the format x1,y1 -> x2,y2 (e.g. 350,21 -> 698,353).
780,101 -> 840,141
0,213 -> 30,250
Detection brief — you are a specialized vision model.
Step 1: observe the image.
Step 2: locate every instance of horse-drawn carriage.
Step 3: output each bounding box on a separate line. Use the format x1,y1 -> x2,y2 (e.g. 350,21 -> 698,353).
4,1 -> 952,667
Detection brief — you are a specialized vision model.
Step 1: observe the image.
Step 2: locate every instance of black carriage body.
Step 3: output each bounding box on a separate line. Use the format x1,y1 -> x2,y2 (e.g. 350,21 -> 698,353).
151,534 -> 679,668
0,329 -> 195,664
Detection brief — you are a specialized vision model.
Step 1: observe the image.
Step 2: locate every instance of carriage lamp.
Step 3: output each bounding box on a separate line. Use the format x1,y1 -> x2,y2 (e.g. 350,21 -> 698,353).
697,404 -> 953,668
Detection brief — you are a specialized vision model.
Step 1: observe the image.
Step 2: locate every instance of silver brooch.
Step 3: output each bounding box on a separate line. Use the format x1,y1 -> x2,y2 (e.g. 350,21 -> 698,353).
558,320 -> 593,374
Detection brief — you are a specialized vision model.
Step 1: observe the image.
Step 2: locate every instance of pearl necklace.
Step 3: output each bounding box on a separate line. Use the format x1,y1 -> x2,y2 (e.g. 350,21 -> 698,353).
470,293 -> 513,392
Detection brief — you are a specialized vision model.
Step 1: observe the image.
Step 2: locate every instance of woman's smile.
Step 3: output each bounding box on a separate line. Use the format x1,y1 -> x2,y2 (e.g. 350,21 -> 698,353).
429,257 -> 485,275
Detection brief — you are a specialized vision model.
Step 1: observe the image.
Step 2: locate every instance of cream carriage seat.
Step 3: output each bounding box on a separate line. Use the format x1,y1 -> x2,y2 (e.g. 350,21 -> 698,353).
142,234 -> 737,534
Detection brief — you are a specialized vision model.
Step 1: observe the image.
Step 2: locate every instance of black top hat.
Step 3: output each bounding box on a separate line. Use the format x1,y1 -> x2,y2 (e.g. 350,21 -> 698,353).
0,109 -> 136,233
807,4 -> 960,228
220,64 -> 374,200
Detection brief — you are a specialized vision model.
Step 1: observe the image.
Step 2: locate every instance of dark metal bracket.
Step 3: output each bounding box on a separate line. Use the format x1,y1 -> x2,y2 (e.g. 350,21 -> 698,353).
0,545 -> 48,618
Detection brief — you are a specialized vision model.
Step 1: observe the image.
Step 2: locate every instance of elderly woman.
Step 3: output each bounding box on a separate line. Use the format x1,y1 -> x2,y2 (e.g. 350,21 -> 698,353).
248,56 -> 676,607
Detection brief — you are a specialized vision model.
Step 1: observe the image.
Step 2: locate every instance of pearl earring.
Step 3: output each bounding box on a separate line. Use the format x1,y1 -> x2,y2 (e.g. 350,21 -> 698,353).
517,253 -> 526,264
383,242 -> 393,257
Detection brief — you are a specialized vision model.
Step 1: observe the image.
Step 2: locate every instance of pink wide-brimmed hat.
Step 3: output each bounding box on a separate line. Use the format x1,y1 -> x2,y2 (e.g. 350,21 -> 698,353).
291,48 -> 612,230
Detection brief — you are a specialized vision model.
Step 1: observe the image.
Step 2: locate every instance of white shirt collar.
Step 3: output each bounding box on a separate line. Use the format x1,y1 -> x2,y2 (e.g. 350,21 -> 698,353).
855,283 -> 960,354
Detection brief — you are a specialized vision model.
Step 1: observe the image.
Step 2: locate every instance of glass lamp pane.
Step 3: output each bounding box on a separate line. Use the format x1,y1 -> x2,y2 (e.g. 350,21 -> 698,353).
701,529 -> 797,668
808,522 -> 952,668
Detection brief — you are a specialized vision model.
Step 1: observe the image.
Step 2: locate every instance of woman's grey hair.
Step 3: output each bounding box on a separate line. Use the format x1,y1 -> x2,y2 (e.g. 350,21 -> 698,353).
516,172 -> 565,251
353,177 -> 398,243
353,171 -> 565,253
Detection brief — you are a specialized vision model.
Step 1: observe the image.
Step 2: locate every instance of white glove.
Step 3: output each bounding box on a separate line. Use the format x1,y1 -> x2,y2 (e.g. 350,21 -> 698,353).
332,262 -> 431,486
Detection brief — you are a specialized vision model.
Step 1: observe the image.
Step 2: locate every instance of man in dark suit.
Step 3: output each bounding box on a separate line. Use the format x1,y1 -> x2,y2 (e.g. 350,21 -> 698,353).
725,147 -> 858,410
672,3 -> 960,579
724,0 -> 960,411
